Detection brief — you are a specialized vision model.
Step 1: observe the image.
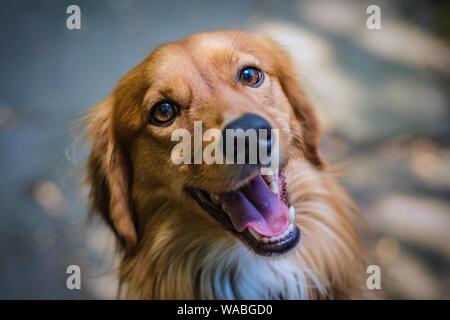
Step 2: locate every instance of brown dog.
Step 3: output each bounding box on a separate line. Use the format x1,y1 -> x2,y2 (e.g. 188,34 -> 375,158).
85,30 -> 368,299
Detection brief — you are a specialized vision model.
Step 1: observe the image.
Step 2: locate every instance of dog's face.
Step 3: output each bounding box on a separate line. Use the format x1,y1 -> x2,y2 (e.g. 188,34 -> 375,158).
87,31 -> 323,257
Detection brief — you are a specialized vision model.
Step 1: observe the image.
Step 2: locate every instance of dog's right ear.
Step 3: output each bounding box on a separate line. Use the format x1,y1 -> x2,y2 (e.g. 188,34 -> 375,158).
85,97 -> 137,252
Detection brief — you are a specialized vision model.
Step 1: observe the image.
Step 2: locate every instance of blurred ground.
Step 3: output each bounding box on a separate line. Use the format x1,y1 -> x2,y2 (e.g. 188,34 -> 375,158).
0,0 -> 449,299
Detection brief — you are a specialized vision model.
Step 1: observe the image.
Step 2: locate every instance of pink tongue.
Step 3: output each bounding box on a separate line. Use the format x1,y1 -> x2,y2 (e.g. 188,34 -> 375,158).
220,175 -> 290,237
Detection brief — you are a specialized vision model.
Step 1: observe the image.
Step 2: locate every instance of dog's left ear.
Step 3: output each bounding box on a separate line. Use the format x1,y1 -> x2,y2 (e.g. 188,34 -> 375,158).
261,37 -> 323,168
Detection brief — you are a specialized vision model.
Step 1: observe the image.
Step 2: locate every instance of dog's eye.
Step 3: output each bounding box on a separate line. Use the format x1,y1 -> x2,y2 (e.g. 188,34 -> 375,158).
239,67 -> 264,87
149,100 -> 179,126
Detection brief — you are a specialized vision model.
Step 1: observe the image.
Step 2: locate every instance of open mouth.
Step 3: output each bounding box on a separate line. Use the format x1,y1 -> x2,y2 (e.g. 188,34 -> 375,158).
186,169 -> 301,256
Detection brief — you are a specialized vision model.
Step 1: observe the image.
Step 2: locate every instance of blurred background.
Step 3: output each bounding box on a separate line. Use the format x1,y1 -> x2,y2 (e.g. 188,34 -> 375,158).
0,0 -> 449,299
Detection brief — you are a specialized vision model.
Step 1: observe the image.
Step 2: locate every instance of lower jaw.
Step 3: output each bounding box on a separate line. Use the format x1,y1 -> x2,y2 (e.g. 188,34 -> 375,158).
240,224 -> 301,256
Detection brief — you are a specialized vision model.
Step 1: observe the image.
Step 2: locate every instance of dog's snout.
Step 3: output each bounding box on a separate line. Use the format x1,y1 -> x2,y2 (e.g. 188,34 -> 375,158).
222,113 -> 272,164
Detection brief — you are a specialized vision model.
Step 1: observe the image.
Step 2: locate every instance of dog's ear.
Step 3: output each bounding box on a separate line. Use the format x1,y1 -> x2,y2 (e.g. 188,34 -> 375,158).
86,97 -> 137,251
261,38 -> 323,167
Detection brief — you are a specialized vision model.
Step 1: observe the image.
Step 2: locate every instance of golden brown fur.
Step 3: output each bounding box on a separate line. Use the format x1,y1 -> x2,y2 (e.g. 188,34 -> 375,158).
85,30 -> 369,299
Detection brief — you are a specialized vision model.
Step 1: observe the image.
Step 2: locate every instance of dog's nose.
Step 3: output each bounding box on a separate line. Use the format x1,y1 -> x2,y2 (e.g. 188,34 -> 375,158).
222,113 -> 272,164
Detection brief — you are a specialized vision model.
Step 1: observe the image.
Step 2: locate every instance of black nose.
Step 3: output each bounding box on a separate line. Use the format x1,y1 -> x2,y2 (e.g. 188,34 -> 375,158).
222,113 -> 272,164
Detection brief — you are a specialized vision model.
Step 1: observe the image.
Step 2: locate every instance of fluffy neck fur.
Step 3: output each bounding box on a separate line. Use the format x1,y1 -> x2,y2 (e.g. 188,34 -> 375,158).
117,161 -> 367,299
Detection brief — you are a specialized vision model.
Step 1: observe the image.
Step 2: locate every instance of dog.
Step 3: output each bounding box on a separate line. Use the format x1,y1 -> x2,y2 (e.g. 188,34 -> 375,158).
85,30 -> 368,299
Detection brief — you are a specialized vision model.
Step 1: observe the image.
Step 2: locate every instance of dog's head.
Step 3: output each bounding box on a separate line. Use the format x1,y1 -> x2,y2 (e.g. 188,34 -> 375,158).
86,31 -> 323,257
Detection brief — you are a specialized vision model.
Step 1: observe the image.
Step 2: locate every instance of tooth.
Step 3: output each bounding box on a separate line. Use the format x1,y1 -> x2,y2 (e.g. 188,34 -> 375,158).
262,237 -> 270,244
289,206 -> 295,223
270,181 -> 279,194
262,168 -> 274,183
248,228 -> 261,241
270,236 -> 277,242
221,204 -> 228,213
210,193 -> 220,204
